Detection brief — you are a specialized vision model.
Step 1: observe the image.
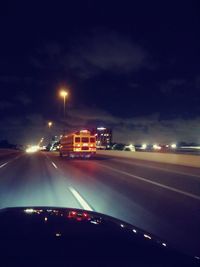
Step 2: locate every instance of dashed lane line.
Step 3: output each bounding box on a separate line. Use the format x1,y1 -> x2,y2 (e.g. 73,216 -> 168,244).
96,163 -> 200,201
69,187 -> 93,211
51,161 -> 58,169
112,158 -> 200,179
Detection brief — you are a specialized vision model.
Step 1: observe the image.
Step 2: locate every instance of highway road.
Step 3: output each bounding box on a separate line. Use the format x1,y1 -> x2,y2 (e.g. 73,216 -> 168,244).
0,149 -> 200,258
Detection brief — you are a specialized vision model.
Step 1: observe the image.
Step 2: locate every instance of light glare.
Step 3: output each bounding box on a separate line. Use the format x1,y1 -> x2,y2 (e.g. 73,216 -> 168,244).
26,145 -> 39,153
171,143 -> 177,149
141,143 -> 147,149
60,90 -> 68,98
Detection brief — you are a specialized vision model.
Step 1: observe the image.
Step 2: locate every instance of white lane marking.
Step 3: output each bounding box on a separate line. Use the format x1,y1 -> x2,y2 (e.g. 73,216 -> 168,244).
96,163 -> 200,201
0,154 -> 23,169
51,162 -> 58,169
69,187 -> 93,211
0,162 -> 8,169
112,158 -> 200,179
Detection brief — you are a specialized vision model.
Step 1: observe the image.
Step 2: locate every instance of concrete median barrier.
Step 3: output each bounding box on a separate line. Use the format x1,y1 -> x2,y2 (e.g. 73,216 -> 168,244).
97,150 -> 200,168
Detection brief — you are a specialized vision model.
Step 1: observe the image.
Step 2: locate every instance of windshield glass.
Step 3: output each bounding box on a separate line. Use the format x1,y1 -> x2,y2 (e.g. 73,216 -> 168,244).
81,137 -> 89,143
0,1 -> 200,260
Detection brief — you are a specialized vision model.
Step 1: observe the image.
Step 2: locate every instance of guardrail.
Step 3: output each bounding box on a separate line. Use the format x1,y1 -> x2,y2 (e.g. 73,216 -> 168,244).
97,150 -> 200,168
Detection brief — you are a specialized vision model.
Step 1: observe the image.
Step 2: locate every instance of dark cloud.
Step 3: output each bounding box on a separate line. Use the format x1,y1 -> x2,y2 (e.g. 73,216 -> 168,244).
0,101 -> 14,110
0,94 -> 31,112
195,75 -> 200,89
66,108 -> 200,144
31,32 -> 149,80
0,3 -> 199,144
2,107 -> 200,145
30,42 -> 63,71
66,32 -> 148,79
0,114 -> 60,145
16,94 -> 32,106
0,76 -> 33,84
160,79 -> 186,94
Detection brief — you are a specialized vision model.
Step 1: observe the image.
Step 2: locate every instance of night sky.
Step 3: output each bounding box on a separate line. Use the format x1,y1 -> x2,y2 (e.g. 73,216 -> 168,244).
0,1 -> 200,145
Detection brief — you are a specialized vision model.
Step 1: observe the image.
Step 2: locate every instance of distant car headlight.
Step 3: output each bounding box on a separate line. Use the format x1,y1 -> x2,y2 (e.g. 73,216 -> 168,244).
26,146 -> 39,153
153,144 -> 161,150
171,143 -> 177,149
141,144 -> 147,149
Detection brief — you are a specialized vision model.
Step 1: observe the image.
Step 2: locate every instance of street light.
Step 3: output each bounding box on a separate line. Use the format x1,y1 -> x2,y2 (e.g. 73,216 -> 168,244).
48,121 -> 53,128
59,89 -> 68,120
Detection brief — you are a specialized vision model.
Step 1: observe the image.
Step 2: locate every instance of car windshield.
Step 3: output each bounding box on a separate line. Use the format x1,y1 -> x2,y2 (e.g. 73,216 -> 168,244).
0,1 -> 200,261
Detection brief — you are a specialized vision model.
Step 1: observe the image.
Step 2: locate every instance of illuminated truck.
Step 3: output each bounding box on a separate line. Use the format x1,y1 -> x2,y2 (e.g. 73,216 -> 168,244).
59,130 -> 96,158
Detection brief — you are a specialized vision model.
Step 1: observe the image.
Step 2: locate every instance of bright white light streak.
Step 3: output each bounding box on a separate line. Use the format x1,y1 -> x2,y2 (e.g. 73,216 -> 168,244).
24,209 -> 34,214
171,143 -> 177,149
26,145 -> 39,153
90,221 -> 99,225
55,233 -> 61,237
0,162 -> 8,168
132,229 -> 137,233
69,187 -> 93,211
162,242 -> 167,247
51,162 -> 58,169
144,234 -> 151,240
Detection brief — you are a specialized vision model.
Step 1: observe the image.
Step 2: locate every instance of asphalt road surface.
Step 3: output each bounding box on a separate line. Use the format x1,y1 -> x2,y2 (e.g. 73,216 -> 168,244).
0,150 -> 200,258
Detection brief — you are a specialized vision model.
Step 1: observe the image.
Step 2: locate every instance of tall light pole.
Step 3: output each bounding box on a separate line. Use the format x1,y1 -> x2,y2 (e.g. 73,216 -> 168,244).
60,90 -> 68,120
59,90 -> 68,133
47,121 -> 53,149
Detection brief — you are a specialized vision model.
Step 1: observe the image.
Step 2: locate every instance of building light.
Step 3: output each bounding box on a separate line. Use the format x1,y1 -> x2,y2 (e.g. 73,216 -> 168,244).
97,127 -> 106,131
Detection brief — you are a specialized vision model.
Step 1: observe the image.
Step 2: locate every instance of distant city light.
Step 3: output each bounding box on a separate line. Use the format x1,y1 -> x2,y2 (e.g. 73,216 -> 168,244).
153,144 -> 161,150
24,209 -> 34,214
171,143 -> 177,149
55,233 -> 62,237
97,127 -> 106,131
123,144 -> 135,152
141,143 -> 147,149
